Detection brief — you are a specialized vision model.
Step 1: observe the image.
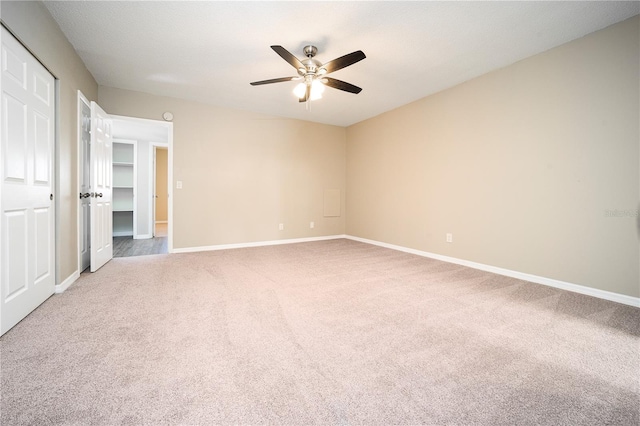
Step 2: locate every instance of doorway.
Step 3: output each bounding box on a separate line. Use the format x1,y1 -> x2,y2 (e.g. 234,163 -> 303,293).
153,146 -> 169,238
110,116 -> 172,258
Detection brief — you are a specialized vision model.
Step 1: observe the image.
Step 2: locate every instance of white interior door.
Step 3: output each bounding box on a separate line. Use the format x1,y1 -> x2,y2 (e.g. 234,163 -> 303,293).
1,27 -> 56,335
79,96 -> 91,271
89,101 -> 113,272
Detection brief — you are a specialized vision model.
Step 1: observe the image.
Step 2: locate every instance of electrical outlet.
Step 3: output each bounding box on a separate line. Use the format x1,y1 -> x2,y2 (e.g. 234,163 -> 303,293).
310,221 -> 314,229
279,223 -> 284,231
446,233 -> 453,243
176,180 -> 183,189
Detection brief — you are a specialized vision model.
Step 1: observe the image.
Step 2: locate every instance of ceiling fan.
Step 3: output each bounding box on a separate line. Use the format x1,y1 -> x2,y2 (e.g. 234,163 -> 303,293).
250,45 -> 366,102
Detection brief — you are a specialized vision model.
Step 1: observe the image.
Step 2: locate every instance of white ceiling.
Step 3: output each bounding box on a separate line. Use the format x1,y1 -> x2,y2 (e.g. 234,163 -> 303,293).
43,1 -> 639,127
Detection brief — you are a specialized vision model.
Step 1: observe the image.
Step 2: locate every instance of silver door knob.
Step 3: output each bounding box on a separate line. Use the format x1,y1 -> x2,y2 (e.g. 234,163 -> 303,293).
80,193 -> 90,199
96,192 -> 103,198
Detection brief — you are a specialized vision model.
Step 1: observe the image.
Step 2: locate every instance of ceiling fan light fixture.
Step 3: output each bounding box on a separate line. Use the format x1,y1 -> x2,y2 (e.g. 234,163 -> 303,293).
293,80 -> 325,101
253,45 -> 365,103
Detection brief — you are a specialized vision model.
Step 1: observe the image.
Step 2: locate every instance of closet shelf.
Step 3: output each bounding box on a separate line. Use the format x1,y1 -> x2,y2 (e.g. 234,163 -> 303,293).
113,140 -> 135,237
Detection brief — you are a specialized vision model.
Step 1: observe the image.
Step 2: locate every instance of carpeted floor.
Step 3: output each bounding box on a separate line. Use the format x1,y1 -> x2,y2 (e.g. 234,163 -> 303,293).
1,239 -> 638,425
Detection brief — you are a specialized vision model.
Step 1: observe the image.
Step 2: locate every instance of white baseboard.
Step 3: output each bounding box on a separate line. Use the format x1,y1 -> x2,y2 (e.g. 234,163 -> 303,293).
134,234 -> 153,240
345,235 -> 640,308
55,270 -> 79,294
113,231 -> 133,237
171,234 -> 347,254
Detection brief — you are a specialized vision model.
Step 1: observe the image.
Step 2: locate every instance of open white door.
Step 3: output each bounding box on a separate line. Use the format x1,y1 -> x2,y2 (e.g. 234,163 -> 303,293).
1,27 -> 56,335
89,101 -> 113,272
78,94 -> 91,272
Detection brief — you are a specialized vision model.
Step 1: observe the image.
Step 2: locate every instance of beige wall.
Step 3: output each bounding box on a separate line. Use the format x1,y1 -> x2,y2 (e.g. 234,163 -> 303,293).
155,148 -> 168,222
347,16 -> 640,297
99,87 -> 347,248
6,1 -> 634,299
1,1 -> 99,283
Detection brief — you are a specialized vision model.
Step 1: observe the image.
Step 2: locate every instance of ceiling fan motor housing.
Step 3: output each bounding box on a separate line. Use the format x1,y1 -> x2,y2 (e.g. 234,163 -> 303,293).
298,46 -> 324,77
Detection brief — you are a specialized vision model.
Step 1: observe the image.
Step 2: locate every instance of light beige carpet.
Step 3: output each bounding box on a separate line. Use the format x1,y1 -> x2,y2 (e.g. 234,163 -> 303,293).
1,239 -> 638,425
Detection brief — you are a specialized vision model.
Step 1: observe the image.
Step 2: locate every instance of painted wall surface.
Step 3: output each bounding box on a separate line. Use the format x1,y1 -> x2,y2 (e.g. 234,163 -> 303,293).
8,1 -> 633,300
98,87 -> 347,249
346,16 -> 640,297
155,148 -> 168,222
1,1 -> 99,283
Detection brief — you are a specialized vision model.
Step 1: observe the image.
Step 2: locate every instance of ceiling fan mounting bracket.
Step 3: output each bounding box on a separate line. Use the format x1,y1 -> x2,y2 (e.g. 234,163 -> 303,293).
303,45 -> 318,58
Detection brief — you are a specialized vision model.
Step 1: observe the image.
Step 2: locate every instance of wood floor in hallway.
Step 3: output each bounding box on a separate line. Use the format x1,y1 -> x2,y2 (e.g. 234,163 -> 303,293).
113,223 -> 168,257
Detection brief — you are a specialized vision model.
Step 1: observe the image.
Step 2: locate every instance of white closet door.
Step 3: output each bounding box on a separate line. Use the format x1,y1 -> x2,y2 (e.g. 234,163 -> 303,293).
89,101 -> 113,272
1,27 -> 55,335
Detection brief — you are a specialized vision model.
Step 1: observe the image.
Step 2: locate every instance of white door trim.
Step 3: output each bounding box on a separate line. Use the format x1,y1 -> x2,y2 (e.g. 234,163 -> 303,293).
149,142 -> 168,239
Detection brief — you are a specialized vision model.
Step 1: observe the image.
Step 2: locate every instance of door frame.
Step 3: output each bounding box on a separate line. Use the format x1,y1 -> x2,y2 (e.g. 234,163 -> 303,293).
149,143 -> 168,238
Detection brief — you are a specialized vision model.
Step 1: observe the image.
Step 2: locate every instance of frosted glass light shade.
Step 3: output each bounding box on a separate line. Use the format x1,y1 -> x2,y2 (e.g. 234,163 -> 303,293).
293,82 -> 306,98
293,80 -> 326,100
310,80 -> 325,100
